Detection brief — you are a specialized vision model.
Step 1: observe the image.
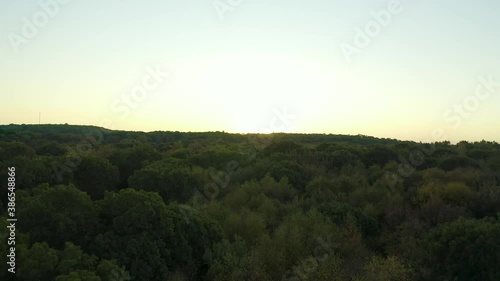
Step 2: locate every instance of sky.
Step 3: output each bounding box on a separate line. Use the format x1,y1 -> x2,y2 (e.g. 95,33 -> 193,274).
0,0 -> 499,143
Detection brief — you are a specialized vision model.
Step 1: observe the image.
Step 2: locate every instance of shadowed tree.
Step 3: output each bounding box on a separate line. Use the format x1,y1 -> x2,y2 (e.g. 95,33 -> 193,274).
108,144 -> 161,188
128,159 -> 202,203
421,217 -> 500,281
72,156 -> 119,199
18,184 -> 98,249
91,189 -> 174,281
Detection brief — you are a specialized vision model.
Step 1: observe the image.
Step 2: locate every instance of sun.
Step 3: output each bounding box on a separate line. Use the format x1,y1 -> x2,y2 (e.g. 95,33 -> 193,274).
171,52 -> 340,133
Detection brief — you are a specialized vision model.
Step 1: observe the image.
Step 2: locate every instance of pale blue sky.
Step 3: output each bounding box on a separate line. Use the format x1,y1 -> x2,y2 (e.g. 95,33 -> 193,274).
1,0 -> 499,142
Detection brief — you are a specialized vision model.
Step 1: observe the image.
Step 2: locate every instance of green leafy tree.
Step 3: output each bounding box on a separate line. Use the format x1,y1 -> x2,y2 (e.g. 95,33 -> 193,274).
0,156 -> 57,190
36,142 -> 67,156
356,256 -> 414,281
267,160 -> 309,191
165,203 -> 223,279
57,242 -> 98,275
421,217 -> 500,281
96,260 -> 131,281
18,184 -> 98,249
72,156 -> 119,199
318,202 -> 377,237
128,159 -> 201,203
308,254 -> 350,281
326,149 -> 360,170
54,270 -> 101,281
264,140 -> 302,155
416,182 -> 473,206
362,145 -> 398,167
108,144 -> 161,188
0,141 -> 35,162
91,189 -> 174,281
18,242 -> 59,281
438,155 -> 477,171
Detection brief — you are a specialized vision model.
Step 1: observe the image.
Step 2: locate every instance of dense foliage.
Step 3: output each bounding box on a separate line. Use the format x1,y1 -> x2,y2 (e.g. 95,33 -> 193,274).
1,124 -> 500,281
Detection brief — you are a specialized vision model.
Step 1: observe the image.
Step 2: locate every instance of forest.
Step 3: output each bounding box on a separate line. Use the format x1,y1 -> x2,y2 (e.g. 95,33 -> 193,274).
1,124 -> 499,281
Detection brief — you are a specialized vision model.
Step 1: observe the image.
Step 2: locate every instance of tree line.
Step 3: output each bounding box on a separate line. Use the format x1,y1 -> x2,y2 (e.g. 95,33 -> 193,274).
0,124 -> 499,281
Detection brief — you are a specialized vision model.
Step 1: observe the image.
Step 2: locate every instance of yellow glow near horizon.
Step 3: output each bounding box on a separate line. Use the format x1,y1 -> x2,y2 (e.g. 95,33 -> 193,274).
171,53 -> 344,133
